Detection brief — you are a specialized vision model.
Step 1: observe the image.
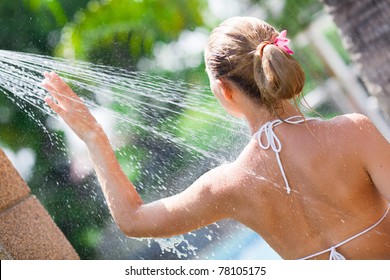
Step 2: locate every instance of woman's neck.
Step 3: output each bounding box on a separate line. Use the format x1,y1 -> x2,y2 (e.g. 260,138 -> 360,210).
245,101 -> 302,134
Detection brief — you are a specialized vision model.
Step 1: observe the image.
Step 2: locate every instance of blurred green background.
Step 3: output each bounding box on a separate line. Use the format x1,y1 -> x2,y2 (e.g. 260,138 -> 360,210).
0,0 -> 350,259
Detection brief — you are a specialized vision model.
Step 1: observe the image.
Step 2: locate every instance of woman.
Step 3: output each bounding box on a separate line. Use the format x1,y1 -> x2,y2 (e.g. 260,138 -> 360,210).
42,17 -> 390,260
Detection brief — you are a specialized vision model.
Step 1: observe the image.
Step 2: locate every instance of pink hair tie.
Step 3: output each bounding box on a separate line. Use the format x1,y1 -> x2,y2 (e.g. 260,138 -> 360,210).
258,30 -> 294,59
274,30 -> 294,55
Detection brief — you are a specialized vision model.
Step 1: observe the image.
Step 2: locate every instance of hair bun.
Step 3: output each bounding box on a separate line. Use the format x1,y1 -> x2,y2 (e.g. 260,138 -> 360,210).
254,46 -> 305,108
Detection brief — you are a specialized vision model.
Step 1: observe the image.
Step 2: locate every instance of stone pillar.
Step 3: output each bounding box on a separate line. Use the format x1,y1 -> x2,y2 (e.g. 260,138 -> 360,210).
0,149 -> 79,260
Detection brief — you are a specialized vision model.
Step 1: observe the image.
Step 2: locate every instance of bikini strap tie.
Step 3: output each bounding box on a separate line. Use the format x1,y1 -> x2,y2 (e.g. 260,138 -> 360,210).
255,116 -> 313,194
329,246 -> 346,260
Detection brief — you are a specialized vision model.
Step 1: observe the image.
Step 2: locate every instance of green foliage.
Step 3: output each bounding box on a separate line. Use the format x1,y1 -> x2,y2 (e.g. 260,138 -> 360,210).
56,0 -> 206,67
23,0 -> 68,25
250,0 -> 323,35
0,0 -> 90,54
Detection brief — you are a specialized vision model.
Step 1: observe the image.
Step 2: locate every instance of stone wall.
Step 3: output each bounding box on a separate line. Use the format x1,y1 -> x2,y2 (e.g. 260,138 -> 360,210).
0,149 -> 79,259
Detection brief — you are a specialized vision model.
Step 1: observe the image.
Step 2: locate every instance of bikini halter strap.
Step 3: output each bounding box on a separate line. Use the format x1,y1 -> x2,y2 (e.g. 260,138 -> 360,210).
255,116 -> 315,194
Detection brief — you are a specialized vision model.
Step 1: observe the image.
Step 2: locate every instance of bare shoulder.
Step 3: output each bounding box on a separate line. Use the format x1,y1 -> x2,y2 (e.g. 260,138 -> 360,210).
324,113 -> 389,165
324,113 -> 376,144
328,113 -> 372,129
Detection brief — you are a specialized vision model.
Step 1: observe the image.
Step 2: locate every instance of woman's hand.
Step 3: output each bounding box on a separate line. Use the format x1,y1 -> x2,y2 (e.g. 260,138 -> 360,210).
42,71 -> 101,143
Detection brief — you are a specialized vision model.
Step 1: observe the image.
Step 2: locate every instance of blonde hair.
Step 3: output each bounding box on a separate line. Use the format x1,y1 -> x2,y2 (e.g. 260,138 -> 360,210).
205,17 -> 305,112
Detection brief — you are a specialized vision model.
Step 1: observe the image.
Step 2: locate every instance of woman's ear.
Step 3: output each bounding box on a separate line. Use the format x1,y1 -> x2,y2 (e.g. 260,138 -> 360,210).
216,79 -> 233,101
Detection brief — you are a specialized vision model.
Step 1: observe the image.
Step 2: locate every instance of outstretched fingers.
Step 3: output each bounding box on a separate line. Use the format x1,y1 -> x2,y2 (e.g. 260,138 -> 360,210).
42,71 -> 83,110
43,72 -> 79,100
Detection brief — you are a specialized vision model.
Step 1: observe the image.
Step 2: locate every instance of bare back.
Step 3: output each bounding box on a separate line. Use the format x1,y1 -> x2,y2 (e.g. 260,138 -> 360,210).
224,114 -> 390,259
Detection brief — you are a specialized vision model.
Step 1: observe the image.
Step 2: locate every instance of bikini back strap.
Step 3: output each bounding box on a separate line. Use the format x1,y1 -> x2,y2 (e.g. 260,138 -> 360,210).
299,203 -> 390,260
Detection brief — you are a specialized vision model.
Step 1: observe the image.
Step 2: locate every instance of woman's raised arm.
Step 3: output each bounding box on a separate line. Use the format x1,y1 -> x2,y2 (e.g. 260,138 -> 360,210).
42,72 -> 234,238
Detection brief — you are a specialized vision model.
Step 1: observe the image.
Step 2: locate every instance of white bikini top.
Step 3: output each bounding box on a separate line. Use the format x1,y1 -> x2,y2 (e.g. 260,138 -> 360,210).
254,115 -> 315,194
